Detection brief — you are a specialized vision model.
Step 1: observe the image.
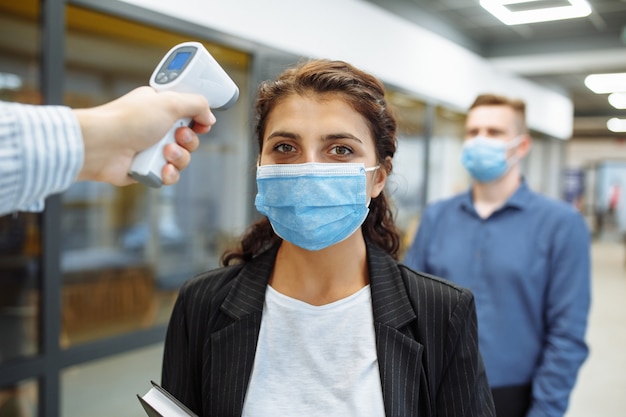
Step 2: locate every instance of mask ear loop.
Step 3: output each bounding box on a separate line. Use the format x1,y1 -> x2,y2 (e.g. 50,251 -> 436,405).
507,134 -> 525,148
365,165 -> 382,207
505,135 -> 525,167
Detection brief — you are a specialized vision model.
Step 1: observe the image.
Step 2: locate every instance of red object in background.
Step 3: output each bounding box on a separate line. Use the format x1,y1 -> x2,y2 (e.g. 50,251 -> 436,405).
609,184 -> 620,211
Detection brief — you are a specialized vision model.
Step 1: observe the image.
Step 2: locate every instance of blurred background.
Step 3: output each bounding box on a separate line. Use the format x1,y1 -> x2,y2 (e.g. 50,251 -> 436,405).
0,0 -> 624,416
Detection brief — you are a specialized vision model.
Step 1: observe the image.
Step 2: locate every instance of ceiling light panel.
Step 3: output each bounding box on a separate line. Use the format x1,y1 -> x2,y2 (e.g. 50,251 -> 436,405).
609,93 -> 626,109
584,73 -> 626,94
607,118 -> 626,133
480,0 -> 592,25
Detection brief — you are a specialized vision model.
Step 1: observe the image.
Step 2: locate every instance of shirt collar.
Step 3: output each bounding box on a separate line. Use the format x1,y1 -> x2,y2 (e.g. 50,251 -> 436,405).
459,177 -> 532,213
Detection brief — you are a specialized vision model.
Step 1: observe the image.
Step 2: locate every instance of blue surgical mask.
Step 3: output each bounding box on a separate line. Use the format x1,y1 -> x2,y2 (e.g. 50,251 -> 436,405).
255,162 -> 379,251
461,135 -> 522,183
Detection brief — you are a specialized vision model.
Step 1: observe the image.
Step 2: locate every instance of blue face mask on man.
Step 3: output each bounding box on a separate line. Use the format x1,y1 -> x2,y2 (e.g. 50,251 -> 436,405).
461,135 -> 523,183
255,162 -> 379,251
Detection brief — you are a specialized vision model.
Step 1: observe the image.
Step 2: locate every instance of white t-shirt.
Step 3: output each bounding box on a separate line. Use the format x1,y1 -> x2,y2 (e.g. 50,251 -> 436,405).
242,284 -> 385,417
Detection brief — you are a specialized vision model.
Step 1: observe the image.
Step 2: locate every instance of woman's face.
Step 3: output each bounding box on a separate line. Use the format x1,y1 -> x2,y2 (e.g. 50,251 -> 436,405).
259,93 -> 387,199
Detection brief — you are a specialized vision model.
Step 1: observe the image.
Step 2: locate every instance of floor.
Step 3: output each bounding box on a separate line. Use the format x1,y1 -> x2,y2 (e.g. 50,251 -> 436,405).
58,239 -> 626,416
565,238 -> 626,417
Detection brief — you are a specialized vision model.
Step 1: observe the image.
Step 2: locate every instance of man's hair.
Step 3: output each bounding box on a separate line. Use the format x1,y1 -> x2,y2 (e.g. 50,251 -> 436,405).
469,93 -> 527,133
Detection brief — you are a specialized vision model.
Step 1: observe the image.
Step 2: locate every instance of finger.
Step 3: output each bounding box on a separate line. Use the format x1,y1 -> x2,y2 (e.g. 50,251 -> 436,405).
161,163 -> 180,186
166,92 -> 215,127
190,121 -> 211,135
174,127 -> 200,153
164,142 -> 191,171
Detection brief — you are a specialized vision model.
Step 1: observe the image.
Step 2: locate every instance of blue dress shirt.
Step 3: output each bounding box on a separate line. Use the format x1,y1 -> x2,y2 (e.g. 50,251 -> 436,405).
403,180 -> 591,417
0,102 -> 83,216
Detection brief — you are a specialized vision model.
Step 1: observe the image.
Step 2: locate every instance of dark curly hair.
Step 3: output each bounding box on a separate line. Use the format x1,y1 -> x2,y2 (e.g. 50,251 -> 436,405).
221,59 -> 399,265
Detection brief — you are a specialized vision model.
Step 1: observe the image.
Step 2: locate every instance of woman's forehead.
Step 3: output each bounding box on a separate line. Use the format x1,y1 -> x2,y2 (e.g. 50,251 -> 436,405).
266,94 -> 372,136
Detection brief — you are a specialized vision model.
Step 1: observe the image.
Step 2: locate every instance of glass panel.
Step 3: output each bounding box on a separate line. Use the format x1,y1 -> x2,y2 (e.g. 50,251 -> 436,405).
0,379 -> 38,417
61,343 -> 163,417
594,161 -> 626,241
385,90 -> 426,253
60,6 -> 251,347
524,132 -> 564,199
429,105 -> 467,202
0,0 -> 42,364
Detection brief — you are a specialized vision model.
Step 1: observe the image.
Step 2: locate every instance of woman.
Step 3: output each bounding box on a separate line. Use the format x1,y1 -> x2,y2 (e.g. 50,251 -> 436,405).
161,59 -> 495,417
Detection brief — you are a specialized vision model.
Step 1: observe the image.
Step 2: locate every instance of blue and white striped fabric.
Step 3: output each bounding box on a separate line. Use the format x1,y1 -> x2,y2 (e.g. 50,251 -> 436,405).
0,101 -> 83,216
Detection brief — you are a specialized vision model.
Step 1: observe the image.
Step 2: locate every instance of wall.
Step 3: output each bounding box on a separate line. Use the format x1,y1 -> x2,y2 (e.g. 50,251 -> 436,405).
567,138 -> 626,168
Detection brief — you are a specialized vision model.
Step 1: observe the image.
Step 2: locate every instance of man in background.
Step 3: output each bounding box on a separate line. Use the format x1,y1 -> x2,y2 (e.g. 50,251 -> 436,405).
404,94 -> 591,417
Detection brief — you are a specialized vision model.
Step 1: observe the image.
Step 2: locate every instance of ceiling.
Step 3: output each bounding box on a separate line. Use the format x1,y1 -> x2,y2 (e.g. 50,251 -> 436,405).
364,0 -> 626,138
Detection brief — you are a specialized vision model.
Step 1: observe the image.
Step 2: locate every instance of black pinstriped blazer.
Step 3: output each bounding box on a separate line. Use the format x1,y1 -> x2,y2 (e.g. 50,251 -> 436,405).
161,241 -> 495,417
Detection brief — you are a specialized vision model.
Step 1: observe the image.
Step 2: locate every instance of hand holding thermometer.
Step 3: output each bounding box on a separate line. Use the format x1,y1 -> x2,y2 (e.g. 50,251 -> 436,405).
129,42 -> 239,187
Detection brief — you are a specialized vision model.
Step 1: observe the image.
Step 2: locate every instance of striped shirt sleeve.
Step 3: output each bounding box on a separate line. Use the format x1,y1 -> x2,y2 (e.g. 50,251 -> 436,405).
0,101 -> 84,216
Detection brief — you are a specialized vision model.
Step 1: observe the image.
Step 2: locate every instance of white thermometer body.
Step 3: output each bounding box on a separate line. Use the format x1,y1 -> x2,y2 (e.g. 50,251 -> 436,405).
129,42 -> 239,187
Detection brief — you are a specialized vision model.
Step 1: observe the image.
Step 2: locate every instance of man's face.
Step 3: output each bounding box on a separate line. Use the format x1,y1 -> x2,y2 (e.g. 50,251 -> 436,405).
465,105 -> 520,143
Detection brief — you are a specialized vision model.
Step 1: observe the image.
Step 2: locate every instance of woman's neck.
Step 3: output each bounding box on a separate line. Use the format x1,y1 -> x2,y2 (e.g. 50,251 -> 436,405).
269,233 -> 369,306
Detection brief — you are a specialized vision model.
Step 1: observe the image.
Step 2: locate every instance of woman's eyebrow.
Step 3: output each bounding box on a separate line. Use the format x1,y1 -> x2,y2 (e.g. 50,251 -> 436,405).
266,131 -> 364,143
323,133 -> 364,143
266,131 -> 300,141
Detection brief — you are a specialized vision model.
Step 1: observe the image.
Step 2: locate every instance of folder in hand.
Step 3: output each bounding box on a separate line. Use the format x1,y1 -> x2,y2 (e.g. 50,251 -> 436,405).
137,381 -> 198,417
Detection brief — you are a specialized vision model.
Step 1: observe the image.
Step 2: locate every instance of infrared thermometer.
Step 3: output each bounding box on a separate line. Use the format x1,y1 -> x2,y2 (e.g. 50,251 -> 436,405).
129,42 -> 239,187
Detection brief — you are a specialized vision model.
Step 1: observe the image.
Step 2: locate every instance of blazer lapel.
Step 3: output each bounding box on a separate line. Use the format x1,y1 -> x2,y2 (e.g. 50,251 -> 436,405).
209,246 -> 277,417
368,242 -> 425,417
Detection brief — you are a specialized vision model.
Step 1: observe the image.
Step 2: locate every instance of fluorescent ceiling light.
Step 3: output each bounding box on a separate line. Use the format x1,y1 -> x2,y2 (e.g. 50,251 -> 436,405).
609,93 -> 626,109
607,118 -> 626,133
584,73 -> 626,94
480,0 -> 592,25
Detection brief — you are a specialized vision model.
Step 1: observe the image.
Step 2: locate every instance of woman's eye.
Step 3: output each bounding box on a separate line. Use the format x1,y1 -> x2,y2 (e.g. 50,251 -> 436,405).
330,145 -> 353,156
275,143 -> 296,153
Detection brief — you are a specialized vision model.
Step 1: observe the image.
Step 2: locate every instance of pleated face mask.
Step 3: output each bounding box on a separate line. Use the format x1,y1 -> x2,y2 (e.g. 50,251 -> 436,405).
461,135 -> 522,183
255,162 -> 378,251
